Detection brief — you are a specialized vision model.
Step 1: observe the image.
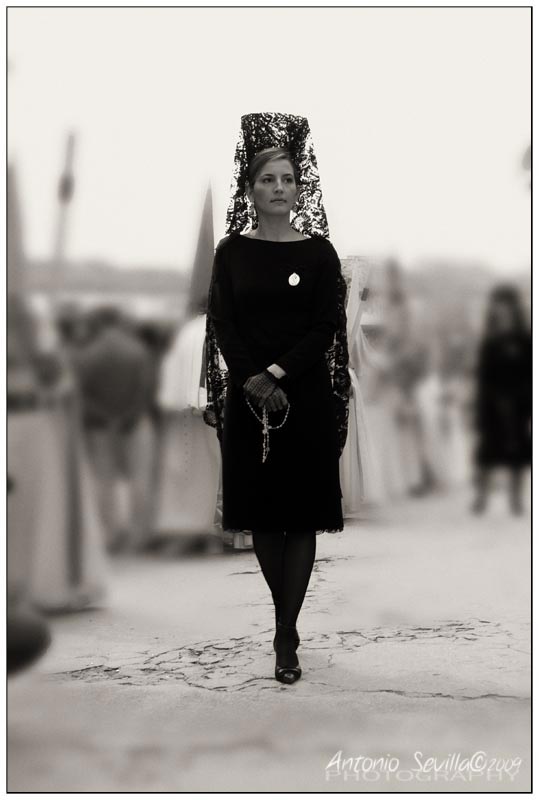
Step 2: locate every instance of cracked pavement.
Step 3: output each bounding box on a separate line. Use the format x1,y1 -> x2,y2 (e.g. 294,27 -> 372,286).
8,487 -> 531,791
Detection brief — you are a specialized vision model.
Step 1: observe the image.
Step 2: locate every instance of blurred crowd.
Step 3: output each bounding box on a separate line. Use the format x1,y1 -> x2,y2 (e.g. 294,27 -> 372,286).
350,274 -> 531,515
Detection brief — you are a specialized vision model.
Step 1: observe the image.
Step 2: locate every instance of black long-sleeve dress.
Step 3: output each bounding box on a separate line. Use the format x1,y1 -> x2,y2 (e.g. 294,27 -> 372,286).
207,231 -> 346,534
474,330 -> 532,469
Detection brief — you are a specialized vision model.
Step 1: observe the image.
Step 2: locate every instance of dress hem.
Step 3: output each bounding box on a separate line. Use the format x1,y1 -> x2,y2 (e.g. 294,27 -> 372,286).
221,526 -> 343,535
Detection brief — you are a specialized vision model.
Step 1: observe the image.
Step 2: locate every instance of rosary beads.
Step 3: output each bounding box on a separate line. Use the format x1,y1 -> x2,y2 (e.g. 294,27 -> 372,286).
244,395 -> 291,463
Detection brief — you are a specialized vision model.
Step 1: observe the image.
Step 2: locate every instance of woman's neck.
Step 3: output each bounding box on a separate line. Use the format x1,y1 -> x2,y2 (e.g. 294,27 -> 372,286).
251,217 -> 302,241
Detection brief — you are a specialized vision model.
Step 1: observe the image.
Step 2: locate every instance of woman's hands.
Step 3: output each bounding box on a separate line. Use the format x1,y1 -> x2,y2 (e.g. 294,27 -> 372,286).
264,385 -> 289,412
243,370 -> 278,406
243,370 -> 289,411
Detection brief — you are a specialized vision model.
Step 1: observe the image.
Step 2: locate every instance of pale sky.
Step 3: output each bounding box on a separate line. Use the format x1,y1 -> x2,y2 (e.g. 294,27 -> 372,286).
8,7 -> 531,273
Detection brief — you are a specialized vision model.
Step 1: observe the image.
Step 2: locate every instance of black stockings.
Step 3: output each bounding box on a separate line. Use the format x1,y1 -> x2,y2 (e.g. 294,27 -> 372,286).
252,530 -> 316,627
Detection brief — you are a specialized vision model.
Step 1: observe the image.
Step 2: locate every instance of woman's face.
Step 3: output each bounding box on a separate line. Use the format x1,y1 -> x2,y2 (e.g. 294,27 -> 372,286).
246,158 -> 300,219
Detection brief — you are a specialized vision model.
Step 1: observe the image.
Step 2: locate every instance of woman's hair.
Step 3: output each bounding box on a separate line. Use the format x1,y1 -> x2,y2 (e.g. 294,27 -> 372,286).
484,283 -> 527,336
247,147 -> 301,190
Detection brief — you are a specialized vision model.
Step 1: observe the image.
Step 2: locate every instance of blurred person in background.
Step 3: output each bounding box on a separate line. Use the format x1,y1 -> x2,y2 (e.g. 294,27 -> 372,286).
132,318 -> 179,551
413,337 -> 472,493
381,257 -> 430,498
413,342 -> 448,491
73,305 -> 157,552
339,264 -> 389,511
472,285 -> 531,515
56,302 -> 94,350
360,321 -> 416,504
437,334 -> 473,488
382,265 -> 428,499
8,294 -> 108,614
133,319 -> 175,427
156,312 -> 223,554
391,336 -> 430,497
8,155 -> 107,615
8,297 -> 52,670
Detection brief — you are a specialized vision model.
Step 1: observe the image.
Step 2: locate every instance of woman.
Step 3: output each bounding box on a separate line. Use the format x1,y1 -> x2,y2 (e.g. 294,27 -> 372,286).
204,112 -> 350,684
472,284 -> 531,515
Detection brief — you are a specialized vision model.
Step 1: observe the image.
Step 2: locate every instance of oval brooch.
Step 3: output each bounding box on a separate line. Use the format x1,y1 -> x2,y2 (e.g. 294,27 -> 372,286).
288,272 -> 300,286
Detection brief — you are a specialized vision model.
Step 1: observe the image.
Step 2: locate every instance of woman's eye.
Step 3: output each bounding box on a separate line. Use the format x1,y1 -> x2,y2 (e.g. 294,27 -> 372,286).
260,176 -> 294,184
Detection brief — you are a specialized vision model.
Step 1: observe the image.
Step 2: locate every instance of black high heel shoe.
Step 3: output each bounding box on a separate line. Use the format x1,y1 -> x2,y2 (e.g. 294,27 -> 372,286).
274,622 -> 302,684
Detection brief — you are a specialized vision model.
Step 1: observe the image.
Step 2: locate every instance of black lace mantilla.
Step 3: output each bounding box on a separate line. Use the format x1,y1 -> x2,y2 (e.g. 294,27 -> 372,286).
224,112 -> 329,238
202,111 -> 351,470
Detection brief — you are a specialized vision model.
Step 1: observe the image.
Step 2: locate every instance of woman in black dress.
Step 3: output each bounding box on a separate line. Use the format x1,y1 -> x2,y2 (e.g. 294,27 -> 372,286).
472,284 -> 531,515
204,113 -> 350,684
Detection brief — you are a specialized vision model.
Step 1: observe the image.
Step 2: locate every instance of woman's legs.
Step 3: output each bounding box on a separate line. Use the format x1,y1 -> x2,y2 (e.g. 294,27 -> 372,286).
251,529 -> 317,628
280,530 -> 316,627
252,530 -> 286,626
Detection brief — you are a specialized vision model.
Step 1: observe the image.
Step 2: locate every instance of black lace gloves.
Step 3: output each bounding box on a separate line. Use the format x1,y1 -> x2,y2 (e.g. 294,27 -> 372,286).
243,369 -> 278,406
243,369 -> 289,411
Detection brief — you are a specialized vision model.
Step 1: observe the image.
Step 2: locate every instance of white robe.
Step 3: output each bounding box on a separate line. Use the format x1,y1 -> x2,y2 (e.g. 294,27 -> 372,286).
8,388 -> 109,612
8,299 -> 108,611
339,264 -> 386,514
415,372 -> 472,488
155,314 -> 221,536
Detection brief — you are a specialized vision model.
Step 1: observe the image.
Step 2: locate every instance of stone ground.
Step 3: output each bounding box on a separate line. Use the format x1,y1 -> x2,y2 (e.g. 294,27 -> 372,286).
8,483 -> 531,792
